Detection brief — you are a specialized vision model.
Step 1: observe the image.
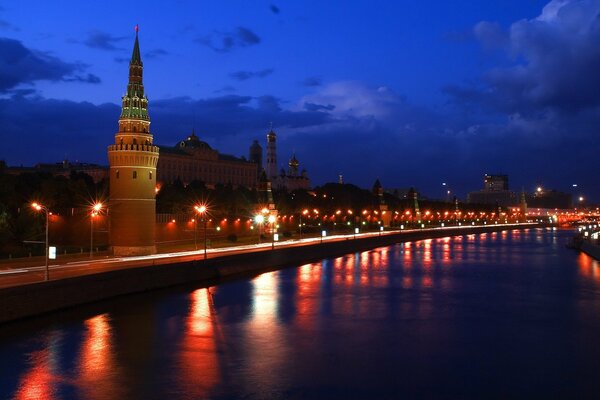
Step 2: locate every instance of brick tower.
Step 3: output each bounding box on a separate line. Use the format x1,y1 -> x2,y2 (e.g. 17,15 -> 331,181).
107,27 -> 159,256
265,125 -> 278,181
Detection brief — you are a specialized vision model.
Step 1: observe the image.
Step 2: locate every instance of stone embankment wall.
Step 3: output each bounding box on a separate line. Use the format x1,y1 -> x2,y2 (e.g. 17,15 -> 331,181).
581,241 -> 600,261
0,224 -> 537,324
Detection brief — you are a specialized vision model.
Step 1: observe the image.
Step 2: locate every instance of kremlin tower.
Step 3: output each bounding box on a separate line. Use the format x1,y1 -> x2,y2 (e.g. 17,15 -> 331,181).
107,27 -> 159,256
265,125 -> 277,181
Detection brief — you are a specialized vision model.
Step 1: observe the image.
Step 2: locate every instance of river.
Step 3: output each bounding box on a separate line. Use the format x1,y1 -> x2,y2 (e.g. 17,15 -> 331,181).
1,228 -> 599,399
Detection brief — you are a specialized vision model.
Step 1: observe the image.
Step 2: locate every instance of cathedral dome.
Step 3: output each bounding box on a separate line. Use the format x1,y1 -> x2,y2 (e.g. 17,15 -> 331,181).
179,131 -> 212,150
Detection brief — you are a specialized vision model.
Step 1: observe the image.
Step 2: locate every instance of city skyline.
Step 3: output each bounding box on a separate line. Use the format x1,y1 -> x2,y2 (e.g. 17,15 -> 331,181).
0,0 -> 598,200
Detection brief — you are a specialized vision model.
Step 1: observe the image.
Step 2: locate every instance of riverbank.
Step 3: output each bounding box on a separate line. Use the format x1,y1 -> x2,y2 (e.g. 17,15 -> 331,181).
0,223 -> 537,324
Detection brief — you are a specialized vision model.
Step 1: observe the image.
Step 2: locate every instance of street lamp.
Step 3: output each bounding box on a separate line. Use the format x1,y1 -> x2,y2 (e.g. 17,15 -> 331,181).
31,202 -> 49,281
300,209 -> 308,239
254,214 -> 265,244
90,202 -> 103,258
268,214 -> 276,249
194,204 -> 208,259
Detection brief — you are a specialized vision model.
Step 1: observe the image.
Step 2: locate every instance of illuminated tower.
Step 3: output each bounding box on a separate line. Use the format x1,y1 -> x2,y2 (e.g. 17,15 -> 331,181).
266,125 -> 277,181
107,27 -> 159,256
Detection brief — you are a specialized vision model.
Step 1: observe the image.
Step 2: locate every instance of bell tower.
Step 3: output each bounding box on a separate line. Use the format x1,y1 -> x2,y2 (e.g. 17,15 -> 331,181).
107,26 -> 159,256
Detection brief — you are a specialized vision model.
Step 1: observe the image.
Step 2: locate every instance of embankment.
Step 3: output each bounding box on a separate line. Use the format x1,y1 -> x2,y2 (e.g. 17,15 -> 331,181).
0,224 -> 537,324
581,241 -> 600,261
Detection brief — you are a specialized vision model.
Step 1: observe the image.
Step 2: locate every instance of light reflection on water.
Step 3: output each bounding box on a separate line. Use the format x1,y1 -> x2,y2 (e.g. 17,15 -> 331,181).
3,228 -> 600,399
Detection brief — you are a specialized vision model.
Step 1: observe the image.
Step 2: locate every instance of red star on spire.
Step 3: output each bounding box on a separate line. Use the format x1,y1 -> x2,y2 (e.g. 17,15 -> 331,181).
135,24 -> 139,33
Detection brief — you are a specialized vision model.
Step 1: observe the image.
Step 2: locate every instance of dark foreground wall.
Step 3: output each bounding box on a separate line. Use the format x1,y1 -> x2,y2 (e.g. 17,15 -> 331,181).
0,224 -> 537,324
581,241 -> 600,261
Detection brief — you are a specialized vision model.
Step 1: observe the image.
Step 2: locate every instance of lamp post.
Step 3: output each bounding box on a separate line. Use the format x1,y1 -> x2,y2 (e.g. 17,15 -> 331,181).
90,202 -> 103,258
254,214 -> 265,244
300,209 -> 308,239
268,214 -> 276,249
194,204 -> 208,259
31,202 -> 49,281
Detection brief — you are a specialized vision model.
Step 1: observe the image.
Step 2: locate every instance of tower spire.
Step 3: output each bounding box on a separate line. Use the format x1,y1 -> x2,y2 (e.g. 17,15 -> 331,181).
131,25 -> 142,66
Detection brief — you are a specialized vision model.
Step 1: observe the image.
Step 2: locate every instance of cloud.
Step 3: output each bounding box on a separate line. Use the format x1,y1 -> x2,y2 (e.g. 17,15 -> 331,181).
229,68 -> 274,81
300,76 -> 322,87
0,19 -> 18,31
213,85 -> 236,93
303,102 -> 335,112
144,48 -> 169,59
270,4 -> 280,14
0,37 -> 100,92
447,0 -> 600,115
196,26 -> 261,53
83,31 -> 126,51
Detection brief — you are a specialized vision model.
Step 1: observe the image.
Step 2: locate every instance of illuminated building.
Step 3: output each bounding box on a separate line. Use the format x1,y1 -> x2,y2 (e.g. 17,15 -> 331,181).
156,131 -> 258,188
107,28 -> 159,256
274,154 -> 310,191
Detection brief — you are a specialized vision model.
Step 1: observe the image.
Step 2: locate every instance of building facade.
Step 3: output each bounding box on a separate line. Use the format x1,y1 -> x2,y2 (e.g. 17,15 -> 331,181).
156,131 -> 258,188
468,173 -> 517,207
107,28 -> 160,256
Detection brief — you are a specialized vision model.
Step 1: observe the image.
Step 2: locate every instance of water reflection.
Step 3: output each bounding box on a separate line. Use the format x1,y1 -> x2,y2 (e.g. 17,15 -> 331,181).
177,288 -> 219,398
13,339 -> 58,400
5,229 -> 598,399
77,314 -> 121,400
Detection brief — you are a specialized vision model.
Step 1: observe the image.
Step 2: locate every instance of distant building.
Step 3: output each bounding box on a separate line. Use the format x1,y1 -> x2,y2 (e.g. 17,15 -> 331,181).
157,131 -> 258,188
261,126 -> 310,191
468,174 -> 517,207
2,159 -> 108,182
527,188 -> 572,209
249,140 -> 263,179
484,174 -> 509,191
273,153 -> 310,191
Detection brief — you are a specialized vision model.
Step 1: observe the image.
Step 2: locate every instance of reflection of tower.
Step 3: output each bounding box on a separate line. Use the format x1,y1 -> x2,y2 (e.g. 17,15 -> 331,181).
107,27 -> 159,256
249,140 -> 263,178
266,126 -> 277,181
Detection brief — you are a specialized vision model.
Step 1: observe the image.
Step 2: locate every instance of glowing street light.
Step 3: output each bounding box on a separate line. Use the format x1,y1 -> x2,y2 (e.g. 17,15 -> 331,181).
31,202 -> 50,281
255,214 -> 265,244
90,202 -> 103,259
194,204 -> 208,259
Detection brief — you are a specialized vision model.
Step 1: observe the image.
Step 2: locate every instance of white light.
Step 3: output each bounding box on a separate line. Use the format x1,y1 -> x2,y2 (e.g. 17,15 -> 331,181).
321,230 -> 327,237
400,225 -> 404,229
354,228 -> 359,234
274,233 -> 279,241
49,246 -> 57,260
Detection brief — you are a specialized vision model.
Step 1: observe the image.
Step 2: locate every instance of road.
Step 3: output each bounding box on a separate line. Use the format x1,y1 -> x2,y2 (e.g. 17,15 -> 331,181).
0,224 -> 533,288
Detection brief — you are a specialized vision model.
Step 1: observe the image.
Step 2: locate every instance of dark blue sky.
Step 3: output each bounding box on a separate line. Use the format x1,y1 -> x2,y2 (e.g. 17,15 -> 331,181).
0,0 -> 597,201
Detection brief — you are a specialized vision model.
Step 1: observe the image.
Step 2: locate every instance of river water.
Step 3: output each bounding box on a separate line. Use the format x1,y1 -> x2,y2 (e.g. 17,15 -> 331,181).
1,228 -> 600,399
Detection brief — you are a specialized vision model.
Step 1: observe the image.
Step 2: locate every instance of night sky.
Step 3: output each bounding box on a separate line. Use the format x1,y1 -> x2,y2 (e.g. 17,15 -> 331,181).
0,0 -> 598,201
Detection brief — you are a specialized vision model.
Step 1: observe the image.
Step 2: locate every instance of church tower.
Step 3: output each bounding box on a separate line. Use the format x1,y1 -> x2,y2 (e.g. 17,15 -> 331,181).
107,27 -> 159,256
265,125 -> 278,181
